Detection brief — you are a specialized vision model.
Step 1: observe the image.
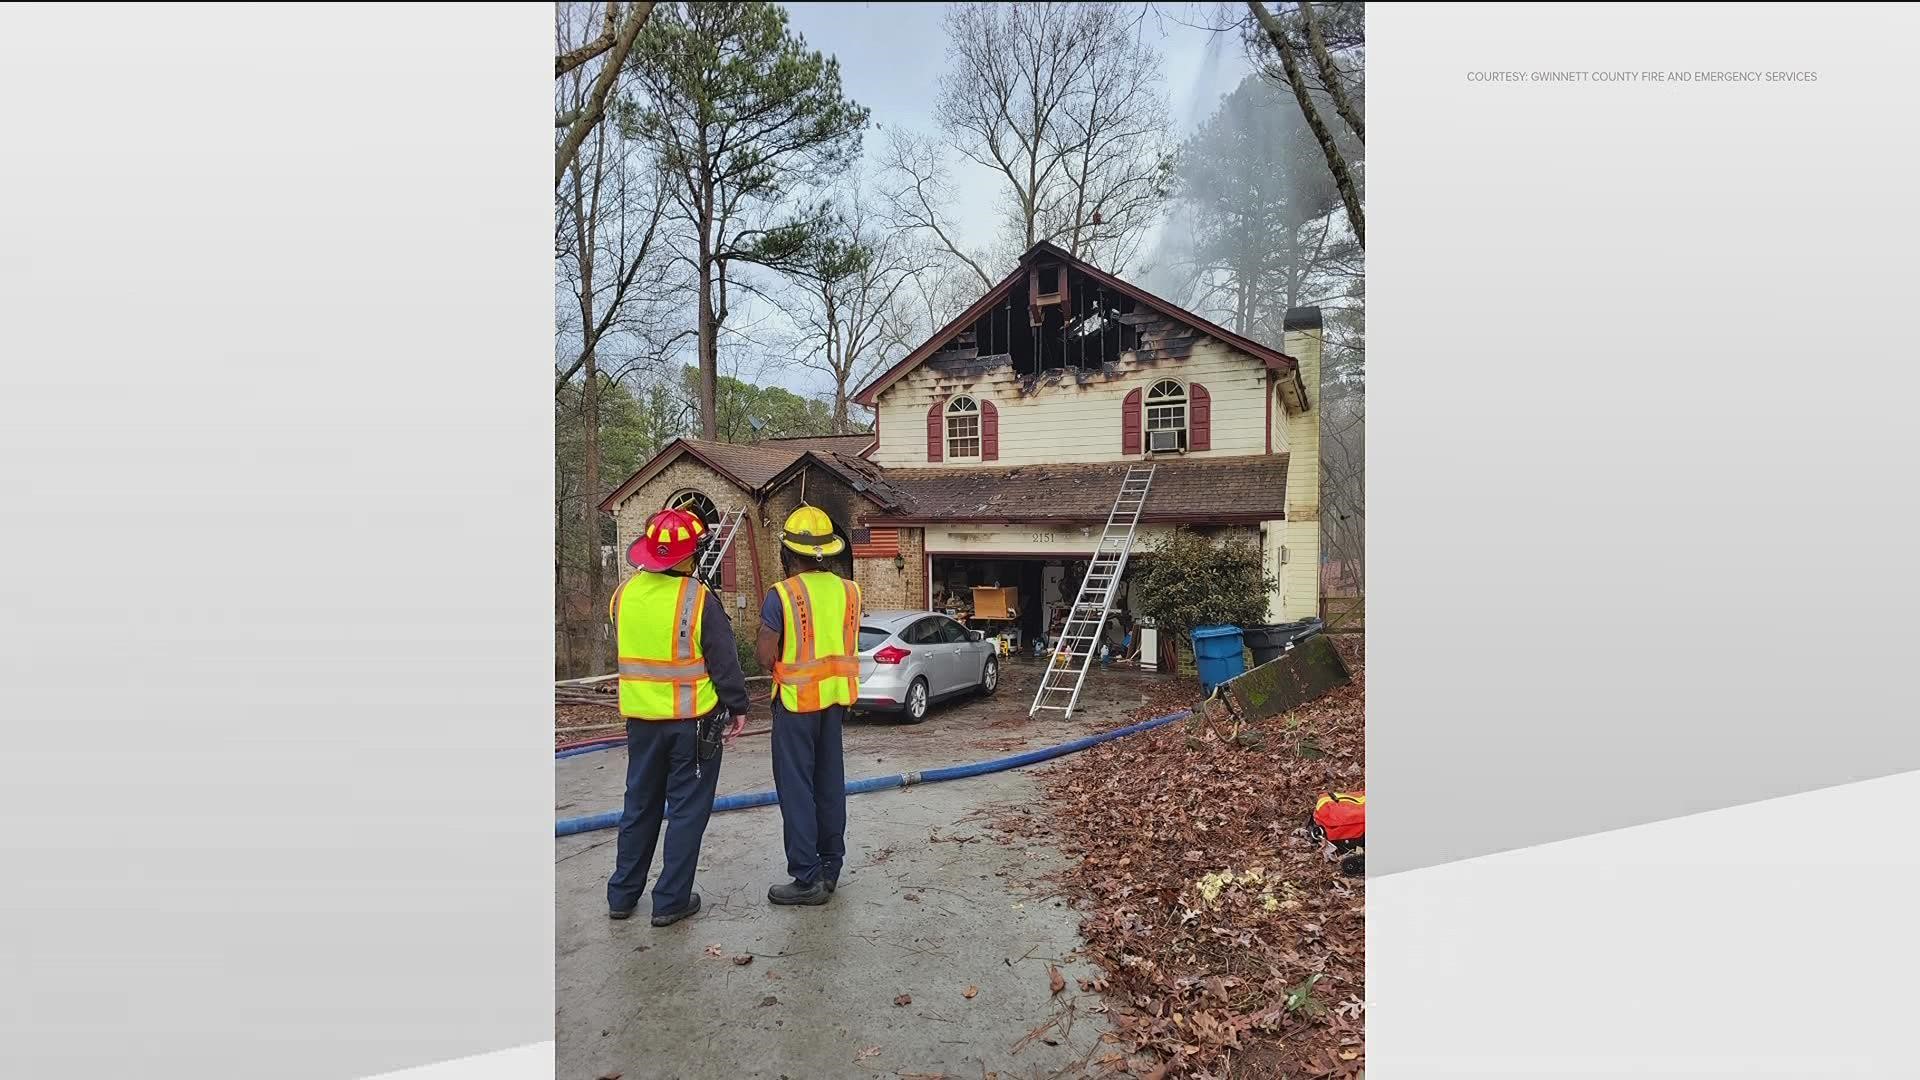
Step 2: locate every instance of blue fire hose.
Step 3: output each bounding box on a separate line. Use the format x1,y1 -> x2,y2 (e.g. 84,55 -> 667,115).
554,706 -> 1194,838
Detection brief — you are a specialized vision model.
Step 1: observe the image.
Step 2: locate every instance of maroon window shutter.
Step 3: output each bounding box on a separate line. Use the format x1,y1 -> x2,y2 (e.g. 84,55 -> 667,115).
1121,387 -> 1142,455
981,399 -> 999,461
721,543 -> 737,590
926,397 -> 946,462
1189,382 -> 1211,451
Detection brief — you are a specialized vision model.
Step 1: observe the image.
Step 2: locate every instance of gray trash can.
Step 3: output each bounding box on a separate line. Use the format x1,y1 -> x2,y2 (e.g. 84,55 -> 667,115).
1241,617 -> 1325,667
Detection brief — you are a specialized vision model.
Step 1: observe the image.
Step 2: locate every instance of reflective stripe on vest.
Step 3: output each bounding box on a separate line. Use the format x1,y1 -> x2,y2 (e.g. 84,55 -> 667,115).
614,572 -> 716,720
772,572 -> 861,712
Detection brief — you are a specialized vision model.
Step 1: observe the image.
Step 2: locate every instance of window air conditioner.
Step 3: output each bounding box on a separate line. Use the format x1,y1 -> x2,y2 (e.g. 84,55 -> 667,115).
1147,429 -> 1181,453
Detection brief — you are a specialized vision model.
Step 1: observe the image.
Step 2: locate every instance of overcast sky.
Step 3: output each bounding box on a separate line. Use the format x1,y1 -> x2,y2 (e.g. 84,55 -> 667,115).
753,1 -> 1254,403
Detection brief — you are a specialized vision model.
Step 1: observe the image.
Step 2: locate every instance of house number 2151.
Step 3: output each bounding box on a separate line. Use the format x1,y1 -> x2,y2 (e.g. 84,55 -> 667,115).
1028,532 -> 1056,543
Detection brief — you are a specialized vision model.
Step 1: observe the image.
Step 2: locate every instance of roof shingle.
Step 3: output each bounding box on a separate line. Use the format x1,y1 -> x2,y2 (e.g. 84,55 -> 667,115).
755,433 -> 876,455
872,455 -> 1288,524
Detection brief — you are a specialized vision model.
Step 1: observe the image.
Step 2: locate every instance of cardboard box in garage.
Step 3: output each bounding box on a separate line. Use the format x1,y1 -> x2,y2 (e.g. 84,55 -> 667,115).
971,586 -> 1019,620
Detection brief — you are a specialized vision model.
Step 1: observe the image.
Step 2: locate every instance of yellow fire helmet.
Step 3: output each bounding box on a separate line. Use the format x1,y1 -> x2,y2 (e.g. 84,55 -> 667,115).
780,504 -> 845,558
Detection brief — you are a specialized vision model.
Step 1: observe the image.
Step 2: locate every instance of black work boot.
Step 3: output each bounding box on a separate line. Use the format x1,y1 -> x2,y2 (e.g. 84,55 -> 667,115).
768,880 -> 830,906
650,892 -> 701,927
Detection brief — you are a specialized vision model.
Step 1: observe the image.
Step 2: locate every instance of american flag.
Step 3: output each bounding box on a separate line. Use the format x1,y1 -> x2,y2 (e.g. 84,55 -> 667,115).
852,527 -> 899,559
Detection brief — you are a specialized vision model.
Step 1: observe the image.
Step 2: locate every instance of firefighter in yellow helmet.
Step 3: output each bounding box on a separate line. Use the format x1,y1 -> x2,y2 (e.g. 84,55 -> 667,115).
754,504 -> 862,906
604,505 -> 751,926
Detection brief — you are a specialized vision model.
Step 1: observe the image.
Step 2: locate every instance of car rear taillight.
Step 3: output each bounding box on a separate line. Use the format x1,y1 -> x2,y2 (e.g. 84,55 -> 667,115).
873,645 -> 910,665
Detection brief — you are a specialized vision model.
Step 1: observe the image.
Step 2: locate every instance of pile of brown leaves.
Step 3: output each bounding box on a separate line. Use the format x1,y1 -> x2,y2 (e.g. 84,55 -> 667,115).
1036,638 -> 1365,1079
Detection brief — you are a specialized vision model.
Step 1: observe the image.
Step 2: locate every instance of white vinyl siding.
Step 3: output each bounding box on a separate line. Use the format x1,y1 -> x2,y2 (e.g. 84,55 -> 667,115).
873,339 -> 1268,467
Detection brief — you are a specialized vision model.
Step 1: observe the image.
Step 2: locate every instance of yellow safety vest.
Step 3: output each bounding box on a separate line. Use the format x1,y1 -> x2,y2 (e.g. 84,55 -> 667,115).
611,571 -> 718,721
771,571 -> 861,712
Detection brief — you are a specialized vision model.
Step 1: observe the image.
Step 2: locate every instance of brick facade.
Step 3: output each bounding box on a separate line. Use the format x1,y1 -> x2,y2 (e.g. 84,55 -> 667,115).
852,526 -> 925,612
609,454 -> 919,658
609,457 -> 765,654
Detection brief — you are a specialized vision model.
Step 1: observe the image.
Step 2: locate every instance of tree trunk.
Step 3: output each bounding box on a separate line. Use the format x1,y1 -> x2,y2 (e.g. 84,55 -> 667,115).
696,245 -> 718,441
1297,0 -> 1363,144
575,204 -> 604,653
1247,0 -> 1364,248
554,1 -> 652,190
582,369 -> 602,637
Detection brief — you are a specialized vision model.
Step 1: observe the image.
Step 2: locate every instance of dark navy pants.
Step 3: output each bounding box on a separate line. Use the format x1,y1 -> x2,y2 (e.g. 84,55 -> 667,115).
607,717 -> 721,917
769,701 -> 848,886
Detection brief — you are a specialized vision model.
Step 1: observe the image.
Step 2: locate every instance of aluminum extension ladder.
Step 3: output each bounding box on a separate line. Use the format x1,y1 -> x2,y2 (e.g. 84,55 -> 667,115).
691,507 -> 746,589
1028,464 -> 1156,720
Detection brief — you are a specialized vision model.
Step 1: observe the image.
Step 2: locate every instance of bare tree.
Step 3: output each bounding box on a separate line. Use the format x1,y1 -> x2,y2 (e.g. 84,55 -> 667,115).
1318,297 -> 1365,611
556,2 -> 681,668
554,1 -> 654,190
1244,1 -> 1363,247
908,2 -> 1174,274
783,181 -> 931,432
1041,7 -> 1175,270
877,130 -> 995,290
1297,0 -> 1363,143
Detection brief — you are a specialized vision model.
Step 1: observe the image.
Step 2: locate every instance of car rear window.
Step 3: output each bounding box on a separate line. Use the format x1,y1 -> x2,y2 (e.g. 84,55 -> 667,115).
857,626 -> 893,651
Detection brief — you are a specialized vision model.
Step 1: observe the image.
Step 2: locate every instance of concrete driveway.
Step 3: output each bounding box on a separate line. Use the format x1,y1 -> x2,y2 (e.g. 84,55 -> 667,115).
555,660 -> 1157,1080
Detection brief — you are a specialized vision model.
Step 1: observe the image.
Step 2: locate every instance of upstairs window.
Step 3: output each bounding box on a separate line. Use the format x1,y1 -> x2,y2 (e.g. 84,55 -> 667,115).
1144,379 -> 1187,452
946,395 -> 982,460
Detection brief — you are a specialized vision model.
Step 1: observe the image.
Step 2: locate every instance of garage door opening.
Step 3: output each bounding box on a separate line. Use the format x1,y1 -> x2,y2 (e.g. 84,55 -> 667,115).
928,552 -> 1147,659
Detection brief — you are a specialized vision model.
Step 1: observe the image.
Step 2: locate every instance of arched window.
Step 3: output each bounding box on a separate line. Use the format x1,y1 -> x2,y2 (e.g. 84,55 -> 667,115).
945,395 -> 982,460
664,489 -> 719,527
1144,379 -> 1187,452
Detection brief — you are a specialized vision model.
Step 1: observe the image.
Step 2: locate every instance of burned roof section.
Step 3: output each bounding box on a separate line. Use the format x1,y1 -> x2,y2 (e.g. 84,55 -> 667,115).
853,240 -> 1298,407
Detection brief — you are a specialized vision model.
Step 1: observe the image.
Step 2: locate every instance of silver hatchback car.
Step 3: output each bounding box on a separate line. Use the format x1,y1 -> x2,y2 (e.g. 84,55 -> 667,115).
855,610 -> 1001,722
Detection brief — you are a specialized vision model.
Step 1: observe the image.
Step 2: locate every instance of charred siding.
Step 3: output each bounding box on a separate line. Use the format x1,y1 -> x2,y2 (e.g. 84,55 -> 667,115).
921,262 -> 1165,389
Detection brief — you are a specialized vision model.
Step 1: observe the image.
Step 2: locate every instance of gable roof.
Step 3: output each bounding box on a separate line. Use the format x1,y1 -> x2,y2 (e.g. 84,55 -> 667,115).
851,240 -> 1299,408
762,449 -> 916,514
597,438 -> 805,512
597,433 -> 883,514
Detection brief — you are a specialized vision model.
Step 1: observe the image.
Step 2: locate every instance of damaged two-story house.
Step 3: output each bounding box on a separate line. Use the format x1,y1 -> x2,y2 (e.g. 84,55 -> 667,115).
600,241 -> 1322,661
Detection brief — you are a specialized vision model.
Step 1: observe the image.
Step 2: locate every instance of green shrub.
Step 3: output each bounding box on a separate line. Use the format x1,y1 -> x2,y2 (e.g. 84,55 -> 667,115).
1133,527 -> 1277,646
736,638 -> 762,677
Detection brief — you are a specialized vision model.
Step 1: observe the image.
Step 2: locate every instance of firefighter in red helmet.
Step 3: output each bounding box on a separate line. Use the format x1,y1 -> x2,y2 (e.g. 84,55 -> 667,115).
603,505 -> 751,926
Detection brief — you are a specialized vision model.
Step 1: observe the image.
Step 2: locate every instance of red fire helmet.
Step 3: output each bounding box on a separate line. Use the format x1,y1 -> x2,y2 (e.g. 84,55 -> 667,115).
628,506 -> 707,572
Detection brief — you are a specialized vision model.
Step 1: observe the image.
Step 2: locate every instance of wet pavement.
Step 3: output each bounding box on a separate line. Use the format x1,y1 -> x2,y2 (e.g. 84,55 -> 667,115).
555,660 -> 1161,1080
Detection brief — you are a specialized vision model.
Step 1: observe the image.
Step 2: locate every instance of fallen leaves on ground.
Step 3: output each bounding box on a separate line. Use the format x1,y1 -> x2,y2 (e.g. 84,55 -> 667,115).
963,985 -> 979,999
731,954 -> 753,966
1048,965 -> 1066,995
854,1045 -> 881,1063
1028,638 -> 1367,1079
894,993 -> 913,1007
702,944 -> 723,958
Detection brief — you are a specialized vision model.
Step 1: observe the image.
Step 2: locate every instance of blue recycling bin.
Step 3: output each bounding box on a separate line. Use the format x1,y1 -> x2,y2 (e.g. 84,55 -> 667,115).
1190,625 -> 1247,694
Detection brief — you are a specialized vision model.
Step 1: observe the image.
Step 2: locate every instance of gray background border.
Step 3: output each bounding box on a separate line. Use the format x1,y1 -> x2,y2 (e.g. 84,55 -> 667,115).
0,4 -> 554,1076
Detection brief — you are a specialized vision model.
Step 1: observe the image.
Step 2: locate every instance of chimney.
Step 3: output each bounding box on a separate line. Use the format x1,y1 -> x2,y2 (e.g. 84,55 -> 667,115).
1281,306 -> 1323,369
1274,306 -> 1323,623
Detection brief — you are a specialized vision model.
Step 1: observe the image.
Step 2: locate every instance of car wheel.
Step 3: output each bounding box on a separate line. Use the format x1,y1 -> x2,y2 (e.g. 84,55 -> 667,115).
902,677 -> 929,724
979,655 -> 999,696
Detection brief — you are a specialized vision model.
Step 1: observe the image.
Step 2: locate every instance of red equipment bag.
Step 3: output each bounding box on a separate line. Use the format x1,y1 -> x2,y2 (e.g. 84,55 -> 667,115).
1309,791 -> 1366,845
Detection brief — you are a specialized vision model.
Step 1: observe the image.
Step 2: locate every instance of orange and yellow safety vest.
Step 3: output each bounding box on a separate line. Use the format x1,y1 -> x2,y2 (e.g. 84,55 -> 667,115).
610,571 -> 718,720
771,571 -> 861,712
